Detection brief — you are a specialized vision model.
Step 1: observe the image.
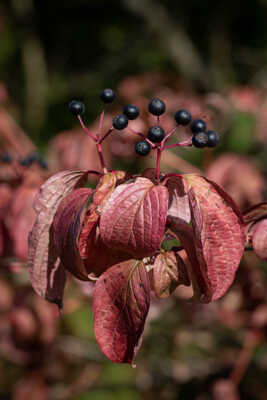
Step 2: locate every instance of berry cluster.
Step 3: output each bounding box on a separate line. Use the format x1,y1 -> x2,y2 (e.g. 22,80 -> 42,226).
69,89 -> 220,179
0,151 -> 48,168
190,118 -> 219,148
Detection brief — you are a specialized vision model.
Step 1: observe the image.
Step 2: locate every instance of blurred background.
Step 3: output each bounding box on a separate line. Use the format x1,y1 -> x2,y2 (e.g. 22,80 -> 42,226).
0,0 -> 267,399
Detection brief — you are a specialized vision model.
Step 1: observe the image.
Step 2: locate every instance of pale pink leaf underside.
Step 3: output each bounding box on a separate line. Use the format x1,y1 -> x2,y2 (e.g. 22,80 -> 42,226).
28,170 -> 90,304
33,169 -> 89,214
166,175 -> 191,223
93,259 -> 150,364
252,219 -> 267,260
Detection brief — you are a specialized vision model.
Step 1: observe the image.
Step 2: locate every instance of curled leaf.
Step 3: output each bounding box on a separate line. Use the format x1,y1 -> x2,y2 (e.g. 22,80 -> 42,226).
166,175 -> 191,223
28,170 -> 91,305
251,219 -> 267,260
152,251 -> 190,298
169,175 -> 245,302
243,202 -> 267,225
93,170 -> 128,209
33,169 -> 91,214
52,188 -> 93,280
78,171 -> 130,276
93,259 -> 150,365
99,177 -> 169,258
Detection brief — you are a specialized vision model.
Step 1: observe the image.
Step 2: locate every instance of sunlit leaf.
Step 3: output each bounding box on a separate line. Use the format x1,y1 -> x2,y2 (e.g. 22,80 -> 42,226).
93,259 -> 150,365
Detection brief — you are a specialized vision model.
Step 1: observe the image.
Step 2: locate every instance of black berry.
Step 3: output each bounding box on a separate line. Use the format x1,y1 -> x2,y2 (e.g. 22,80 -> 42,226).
123,104 -> 139,120
68,100 -> 85,116
113,114 -> 128,130
192,132 -> 209,148
1,152 -> 12,163
190,118 -> 206,134
135,140 -> 151,156
147,126 -> 165,143
99,88 -> 115,103
174,109 -> 192,126
148,98 -> 166,116
206,130 -> 220,147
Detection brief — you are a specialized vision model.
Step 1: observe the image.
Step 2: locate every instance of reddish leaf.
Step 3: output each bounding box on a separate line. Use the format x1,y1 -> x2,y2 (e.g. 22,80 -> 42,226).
252,219 -> 267,260
33,169 -> 90,214
78,171 -> 130,276
93,259 -> 150,365
187,175 -> 245,301
169,175 -> 245,302
53,188 -> 93,280
28,170 -> 90,305
166,175 -> 191,223
152,251 -> 190,298
99,177 -> 169,258
93,170 -> 128,209
243,202 -> 267,225
168,217 -> 210,301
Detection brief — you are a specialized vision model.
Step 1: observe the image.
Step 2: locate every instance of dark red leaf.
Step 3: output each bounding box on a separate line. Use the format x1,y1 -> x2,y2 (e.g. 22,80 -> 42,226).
152,251 -> 190,298
78,171 -> 130,276
93,259 -> 150,365
243,202 -> 267,225
99,177 -> 169,258
169,175 -> 245,302
53,188 -> 93,280
28,170 -> 91,305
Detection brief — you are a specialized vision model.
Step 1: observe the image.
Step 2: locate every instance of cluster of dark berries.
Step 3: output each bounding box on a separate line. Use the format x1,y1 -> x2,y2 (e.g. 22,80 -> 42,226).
69,91 -> 220,158
135,98 -> 166,156
1,151 -> 48,168
174,109 -> 219,148
190,118 -> 219,148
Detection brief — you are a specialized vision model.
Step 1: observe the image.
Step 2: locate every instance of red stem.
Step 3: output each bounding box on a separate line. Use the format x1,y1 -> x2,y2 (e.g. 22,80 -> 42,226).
100,127 -> 114,143
127,127 -> 156,148
77,115 -> 96,142
97,109 -> 105,140
161,125 -> 178,146
164,136 -> 193,150
156,146 -> 162,183
96,142 -> 107,173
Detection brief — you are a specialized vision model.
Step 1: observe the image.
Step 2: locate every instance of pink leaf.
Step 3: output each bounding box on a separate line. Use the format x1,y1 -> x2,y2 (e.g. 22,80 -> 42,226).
93,259 -> 150,365
252,219 -> 267,260
169,175 -> 245,302
99,177 -> 169,258
33,169 -> 91,214
53,188 -> 93,280
166,175 -> 191,223
78,171 -> 131,276
152,251 -> 190,298
93,170 -> 129,209
28,170 -> 91,305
